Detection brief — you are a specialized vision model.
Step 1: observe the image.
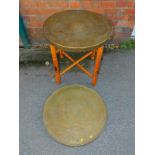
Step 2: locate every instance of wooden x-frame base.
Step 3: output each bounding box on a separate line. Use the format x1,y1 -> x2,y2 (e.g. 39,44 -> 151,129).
49,45 -> 104,86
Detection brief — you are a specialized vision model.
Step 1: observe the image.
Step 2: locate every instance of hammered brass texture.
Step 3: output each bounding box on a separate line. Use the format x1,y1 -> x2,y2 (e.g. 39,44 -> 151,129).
43,84 -> 107,146
43,10 -> 112,52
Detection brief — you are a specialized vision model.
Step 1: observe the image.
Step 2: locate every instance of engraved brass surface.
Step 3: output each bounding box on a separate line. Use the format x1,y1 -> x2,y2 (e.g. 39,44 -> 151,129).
43,10 -> 112,52
43,84 -> 107,146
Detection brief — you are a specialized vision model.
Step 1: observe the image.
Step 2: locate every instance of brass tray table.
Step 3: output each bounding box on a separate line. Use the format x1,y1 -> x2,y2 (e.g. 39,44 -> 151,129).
43,10 -> 112,85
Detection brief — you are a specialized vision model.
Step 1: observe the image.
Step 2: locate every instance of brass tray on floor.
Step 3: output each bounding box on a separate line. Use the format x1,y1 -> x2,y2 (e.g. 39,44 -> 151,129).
43,84 -> 107,146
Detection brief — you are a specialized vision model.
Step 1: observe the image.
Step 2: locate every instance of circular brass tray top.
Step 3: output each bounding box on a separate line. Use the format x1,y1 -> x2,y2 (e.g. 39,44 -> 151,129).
43,84 -> 107,146
43,10 -> 112,52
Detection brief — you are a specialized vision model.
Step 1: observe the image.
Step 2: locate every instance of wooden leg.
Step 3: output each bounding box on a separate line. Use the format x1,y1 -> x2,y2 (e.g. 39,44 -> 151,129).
91,49 -> 96,60
92,47 -> 104,86
49,45 -> 61,84
60,50 -> 64,58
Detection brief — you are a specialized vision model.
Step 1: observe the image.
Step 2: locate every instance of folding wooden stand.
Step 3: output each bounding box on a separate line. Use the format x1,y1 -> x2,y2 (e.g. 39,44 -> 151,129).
49,45 -> 104,86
